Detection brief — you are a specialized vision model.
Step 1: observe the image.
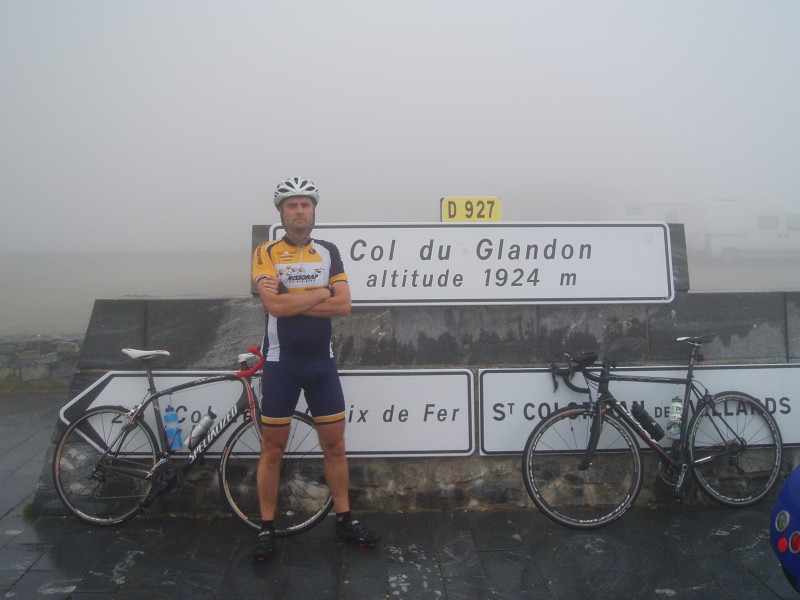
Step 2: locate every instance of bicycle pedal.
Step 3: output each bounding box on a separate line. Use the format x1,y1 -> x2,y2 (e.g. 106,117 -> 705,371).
671,481 -> 687,502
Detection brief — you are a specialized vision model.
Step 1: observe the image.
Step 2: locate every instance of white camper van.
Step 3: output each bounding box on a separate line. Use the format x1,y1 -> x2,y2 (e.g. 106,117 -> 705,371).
703,200 -> 800,262
602,199 -> 800,263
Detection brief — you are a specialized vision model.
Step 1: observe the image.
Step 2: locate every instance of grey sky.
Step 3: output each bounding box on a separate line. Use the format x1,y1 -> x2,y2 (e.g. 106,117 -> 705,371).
1,1 -> 799,254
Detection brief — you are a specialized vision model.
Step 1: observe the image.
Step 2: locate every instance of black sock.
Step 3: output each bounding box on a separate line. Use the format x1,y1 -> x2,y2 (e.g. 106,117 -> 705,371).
336,511 -> 351,524
261,520 -> 274,532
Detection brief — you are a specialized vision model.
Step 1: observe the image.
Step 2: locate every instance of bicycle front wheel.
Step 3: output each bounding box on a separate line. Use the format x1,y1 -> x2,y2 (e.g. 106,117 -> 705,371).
53,406 -> 158,525
522,405 -> 644,529
220,411 -> 333,537
688,391 -> 782,506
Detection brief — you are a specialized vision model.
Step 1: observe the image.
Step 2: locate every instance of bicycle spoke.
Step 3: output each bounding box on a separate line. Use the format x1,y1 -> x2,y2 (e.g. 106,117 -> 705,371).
689,393 -> 782,506
523,407 -> 643,529
220,412 -> 333,536
54,407 -> 157,525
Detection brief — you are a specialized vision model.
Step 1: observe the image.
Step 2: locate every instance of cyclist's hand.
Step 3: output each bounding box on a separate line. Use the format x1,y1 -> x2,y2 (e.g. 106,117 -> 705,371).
259,276 -> 282,295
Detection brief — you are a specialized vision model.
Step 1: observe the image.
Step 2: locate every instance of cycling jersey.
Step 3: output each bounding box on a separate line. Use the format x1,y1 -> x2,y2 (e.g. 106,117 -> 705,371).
253,235 -> 349,425
252,236 -> 348,362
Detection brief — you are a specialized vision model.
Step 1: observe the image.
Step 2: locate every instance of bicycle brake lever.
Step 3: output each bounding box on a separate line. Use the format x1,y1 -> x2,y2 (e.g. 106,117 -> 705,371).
548,364 -> 559,393
567,360 -> 576,381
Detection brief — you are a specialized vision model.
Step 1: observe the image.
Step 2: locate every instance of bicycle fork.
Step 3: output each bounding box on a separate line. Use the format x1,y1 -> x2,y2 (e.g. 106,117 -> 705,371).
579,401 -> 603,471
581,362 -> 614,471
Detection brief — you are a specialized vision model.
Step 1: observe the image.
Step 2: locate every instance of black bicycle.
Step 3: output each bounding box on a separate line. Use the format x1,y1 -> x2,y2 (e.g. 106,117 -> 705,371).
522,334 -> 783,529
53,346 -> 333,536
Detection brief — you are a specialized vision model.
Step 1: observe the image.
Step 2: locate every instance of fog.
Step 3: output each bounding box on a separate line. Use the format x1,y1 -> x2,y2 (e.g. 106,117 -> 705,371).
1,1 -> 799,335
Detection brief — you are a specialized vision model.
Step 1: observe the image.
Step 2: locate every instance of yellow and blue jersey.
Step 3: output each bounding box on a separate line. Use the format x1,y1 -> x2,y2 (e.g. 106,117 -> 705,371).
252,236 -> 348,362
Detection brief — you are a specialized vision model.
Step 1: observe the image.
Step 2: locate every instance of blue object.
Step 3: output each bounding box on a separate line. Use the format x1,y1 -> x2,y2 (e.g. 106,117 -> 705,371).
770,465 -> 800,594
162,405 -> 183,450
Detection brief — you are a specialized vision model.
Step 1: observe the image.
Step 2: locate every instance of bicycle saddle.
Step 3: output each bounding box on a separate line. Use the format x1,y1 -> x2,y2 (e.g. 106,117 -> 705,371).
675,335 -> 716,346
122,348 -> 171,360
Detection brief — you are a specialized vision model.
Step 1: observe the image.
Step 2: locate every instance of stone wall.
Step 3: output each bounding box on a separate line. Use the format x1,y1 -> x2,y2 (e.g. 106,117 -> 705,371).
31,290 -> 800,518
0,335 -> 81,390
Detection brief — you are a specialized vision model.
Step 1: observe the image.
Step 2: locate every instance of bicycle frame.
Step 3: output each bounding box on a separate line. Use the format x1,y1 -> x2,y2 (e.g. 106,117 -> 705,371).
101,349 -> 263,489
143,373 -> 258,465
567,338 -> 715,472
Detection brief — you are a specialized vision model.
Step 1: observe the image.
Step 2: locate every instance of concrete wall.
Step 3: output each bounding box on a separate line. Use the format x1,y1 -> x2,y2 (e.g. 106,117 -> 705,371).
31,225 -> 800,516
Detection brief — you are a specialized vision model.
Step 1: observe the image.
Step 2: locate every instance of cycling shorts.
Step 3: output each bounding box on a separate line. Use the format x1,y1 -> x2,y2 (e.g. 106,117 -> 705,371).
259,358 -> 346,427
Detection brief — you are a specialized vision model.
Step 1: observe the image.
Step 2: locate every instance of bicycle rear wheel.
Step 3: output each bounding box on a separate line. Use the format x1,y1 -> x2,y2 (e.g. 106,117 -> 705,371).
688,391 -> 782,506
522,405 -> 644,529
220,411 -> 333,537
53,406 -> 158,525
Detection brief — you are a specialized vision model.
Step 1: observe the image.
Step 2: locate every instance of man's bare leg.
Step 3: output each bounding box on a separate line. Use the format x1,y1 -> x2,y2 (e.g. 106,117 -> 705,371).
316,420 -> 350,513
316,420 -> 381,546
253,424 -> 289,561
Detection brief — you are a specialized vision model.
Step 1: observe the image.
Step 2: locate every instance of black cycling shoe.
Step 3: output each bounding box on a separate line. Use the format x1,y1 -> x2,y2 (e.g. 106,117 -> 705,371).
336,518 -> 381,547
252,528 -> 275,561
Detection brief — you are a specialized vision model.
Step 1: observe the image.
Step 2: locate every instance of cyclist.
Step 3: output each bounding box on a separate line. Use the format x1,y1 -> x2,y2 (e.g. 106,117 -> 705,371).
251,176 -> 381,561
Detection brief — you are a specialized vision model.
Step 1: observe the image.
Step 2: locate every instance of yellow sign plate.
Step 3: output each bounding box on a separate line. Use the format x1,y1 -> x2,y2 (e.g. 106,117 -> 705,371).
440,197 -> 501,222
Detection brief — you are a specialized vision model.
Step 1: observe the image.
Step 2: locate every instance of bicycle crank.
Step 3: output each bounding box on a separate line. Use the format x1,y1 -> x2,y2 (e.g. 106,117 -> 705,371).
659,443 -> 683,486
658,460 -> 680,486
141,462 -> 184,509
672,464 -> 689,502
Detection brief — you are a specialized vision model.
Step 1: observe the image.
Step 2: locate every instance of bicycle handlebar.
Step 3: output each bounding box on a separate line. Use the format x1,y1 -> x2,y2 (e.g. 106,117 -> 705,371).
548,352 -> 597,394
548,334 -> 715,395
235,346 -> 265,378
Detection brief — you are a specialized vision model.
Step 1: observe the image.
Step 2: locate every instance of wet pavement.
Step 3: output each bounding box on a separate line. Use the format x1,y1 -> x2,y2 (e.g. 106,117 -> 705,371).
1,392 -> 797,599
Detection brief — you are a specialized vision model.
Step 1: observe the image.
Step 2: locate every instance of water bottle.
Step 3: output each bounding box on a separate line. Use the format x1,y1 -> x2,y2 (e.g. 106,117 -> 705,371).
186,409 -> 217,450
667,396 -> 683,440
163,405 -> 183,450
631,403 -> 664,441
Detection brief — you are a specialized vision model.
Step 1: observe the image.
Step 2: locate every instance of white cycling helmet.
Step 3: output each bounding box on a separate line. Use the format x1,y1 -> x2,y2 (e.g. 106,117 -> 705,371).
274,176 -> 320,207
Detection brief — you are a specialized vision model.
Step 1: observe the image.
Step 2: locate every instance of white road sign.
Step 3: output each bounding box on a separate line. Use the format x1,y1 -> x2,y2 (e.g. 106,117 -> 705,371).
480,364 -> 800,455
267,222 -> 674,305
59,369 -> 474,458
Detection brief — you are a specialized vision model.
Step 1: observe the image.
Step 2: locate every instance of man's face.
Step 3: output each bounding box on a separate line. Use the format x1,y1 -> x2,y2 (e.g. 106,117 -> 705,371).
279,196 -> 316,233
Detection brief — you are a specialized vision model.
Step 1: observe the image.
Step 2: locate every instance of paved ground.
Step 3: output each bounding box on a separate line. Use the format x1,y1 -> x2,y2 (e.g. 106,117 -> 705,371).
1,392 -> 797,599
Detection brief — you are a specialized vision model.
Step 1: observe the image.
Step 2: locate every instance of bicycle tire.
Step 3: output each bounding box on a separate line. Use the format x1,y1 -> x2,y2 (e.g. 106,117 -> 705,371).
688,391 -> 782,506
522,405 -> 644,529
53,406 -> 158,526
219,411 -> 333,537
